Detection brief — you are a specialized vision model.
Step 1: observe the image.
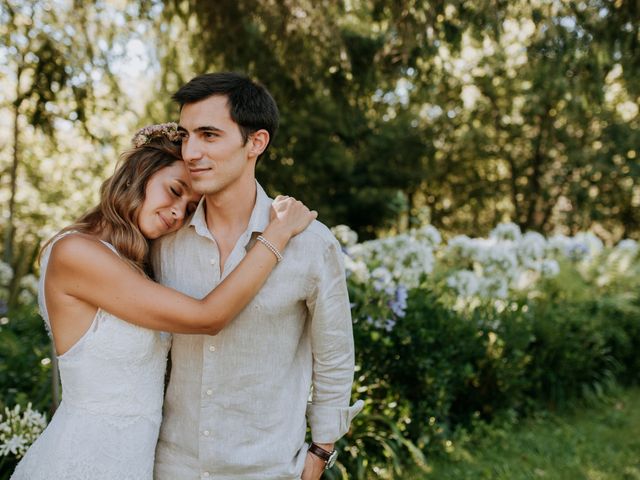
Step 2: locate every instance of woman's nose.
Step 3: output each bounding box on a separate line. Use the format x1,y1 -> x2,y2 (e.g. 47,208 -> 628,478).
171,206 -> 184,221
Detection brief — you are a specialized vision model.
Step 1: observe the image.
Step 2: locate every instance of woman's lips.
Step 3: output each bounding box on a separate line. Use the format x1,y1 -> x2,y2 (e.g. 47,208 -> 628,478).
158,213 -> 171,230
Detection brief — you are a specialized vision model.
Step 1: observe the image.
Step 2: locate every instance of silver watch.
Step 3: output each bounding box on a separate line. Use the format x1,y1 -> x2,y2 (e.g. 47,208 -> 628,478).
325,449 -> 338,469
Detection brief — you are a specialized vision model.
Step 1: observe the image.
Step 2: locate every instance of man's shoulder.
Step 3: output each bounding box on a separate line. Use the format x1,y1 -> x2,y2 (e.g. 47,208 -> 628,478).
292,220 -> 340,254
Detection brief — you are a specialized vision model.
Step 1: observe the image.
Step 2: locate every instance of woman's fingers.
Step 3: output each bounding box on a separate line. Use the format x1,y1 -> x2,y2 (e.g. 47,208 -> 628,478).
271,195 -> 317,234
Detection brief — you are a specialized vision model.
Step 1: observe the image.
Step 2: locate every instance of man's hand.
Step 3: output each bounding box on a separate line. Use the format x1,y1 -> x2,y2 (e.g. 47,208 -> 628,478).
301,443 -> 334,480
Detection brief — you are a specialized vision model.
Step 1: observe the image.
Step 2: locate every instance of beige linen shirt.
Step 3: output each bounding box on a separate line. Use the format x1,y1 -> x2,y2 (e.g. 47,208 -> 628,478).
152,182 -> 362,480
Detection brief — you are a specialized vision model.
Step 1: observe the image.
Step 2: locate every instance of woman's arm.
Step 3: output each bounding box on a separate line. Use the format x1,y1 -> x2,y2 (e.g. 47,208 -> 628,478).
48,197 -> 315,335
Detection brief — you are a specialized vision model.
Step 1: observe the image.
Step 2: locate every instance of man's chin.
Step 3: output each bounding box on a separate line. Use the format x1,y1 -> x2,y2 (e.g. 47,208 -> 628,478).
190,177 -> 216,191
193,183 -> 223,196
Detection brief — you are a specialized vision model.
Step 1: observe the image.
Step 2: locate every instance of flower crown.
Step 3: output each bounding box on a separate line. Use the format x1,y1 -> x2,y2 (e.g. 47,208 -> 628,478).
131,122 -> 181,148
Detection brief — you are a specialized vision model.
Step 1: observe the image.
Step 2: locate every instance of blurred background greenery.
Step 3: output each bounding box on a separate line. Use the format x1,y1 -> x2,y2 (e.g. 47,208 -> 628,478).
1,1 -> 639,478
2,0 -> 639,264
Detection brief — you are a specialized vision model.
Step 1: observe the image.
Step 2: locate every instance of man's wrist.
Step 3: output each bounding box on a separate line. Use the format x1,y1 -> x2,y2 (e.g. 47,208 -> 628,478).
315,442 -> 334,451
308,442 -> 337,469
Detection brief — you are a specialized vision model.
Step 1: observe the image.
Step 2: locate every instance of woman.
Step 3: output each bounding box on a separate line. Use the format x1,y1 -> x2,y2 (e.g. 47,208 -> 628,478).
11,123 -> 316,480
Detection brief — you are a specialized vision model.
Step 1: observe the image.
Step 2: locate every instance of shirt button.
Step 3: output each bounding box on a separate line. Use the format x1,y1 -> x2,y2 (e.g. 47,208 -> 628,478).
206,389 -> 213,396
203,430 -> 210,436
210,258 -> 216,265
202,472 -> 210,478
209,345 -> 216,352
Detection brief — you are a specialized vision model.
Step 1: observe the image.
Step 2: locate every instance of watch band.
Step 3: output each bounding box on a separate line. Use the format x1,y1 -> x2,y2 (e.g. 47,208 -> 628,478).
308,443 -> 333,462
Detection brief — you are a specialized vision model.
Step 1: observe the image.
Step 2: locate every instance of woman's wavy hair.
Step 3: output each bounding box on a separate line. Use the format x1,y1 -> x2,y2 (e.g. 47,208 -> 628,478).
43,136 -> 182,274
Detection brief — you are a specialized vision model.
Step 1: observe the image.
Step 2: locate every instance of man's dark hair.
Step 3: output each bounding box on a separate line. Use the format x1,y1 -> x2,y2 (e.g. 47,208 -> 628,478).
173,72 -> 279,154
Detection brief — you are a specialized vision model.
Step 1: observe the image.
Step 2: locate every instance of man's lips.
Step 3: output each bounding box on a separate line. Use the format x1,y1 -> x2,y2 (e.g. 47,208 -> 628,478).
189,167 -> 211,175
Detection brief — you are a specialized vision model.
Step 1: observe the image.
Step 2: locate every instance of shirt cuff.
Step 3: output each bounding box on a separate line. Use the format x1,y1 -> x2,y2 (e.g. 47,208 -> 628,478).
307,400 -> 364,444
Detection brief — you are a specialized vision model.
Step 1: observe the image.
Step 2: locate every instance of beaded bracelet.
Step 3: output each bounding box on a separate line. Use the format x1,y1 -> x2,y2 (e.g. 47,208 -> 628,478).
256,235 -> 283,263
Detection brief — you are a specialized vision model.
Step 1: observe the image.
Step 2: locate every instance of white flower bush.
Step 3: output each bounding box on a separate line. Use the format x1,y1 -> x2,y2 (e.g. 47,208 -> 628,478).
331,225 -> 359,248
540,259 -> 561,278
490,222 -> 522,242
0,261 -> 13,286
0,403 -> 47,459
343,233 -> 436,289
333,222 -> 638,319
18,274 -> 38,294
0,261 -> 12,313
17,274 -> 39,306
548,232 -> 603,263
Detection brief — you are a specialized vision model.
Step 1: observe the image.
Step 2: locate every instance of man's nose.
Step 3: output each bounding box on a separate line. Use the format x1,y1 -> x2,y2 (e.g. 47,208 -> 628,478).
182,138 -> 203,163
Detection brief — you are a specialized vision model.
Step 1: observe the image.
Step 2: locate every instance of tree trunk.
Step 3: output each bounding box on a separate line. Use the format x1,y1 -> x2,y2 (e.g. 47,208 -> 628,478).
3,88 -> 20,266
524,108 -> 550,231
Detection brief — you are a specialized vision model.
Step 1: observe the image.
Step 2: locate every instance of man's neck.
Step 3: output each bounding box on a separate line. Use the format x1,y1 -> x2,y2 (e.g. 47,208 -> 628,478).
204,175 -> 257,238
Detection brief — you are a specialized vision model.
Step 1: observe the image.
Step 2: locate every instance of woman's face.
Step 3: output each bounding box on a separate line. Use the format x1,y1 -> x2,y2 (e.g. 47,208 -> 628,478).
137,161 -> 202,239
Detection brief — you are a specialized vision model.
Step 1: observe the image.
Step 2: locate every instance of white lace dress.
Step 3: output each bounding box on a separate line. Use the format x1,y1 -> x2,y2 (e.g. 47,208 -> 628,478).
11,235 -> 171,480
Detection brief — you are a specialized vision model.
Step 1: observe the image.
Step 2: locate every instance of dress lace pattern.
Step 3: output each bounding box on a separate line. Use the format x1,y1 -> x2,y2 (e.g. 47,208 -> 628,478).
11,234 -> 170,480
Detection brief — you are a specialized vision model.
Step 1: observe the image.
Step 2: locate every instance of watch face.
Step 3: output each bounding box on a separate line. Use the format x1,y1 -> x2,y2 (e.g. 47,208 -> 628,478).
326,450 -> 338,469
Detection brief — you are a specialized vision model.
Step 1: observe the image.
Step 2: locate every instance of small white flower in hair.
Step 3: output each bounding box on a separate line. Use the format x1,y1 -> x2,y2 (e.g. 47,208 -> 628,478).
131,122 -> 181,148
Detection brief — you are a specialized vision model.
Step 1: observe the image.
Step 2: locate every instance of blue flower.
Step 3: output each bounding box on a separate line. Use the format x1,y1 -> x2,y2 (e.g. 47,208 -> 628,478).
384,318 -> 396,332
388,284 -> 408,318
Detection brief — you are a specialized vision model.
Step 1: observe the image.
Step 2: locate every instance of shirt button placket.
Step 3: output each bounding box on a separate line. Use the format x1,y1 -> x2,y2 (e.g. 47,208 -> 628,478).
202,246 -> 221,478
202,341 -> 217,472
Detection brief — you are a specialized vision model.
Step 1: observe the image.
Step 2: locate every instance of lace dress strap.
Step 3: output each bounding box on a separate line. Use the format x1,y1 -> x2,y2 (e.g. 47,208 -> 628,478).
98,240 -> 122,259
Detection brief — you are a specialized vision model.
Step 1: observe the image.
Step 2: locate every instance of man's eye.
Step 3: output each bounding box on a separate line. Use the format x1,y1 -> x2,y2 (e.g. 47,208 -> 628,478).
170,187 -> 180,197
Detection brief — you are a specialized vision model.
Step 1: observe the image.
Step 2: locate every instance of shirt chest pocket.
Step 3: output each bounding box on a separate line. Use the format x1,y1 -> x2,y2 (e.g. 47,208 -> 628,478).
246,267 -> 309,333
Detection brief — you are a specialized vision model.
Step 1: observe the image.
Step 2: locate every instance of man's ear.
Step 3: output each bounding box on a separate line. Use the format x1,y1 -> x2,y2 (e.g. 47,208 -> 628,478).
248,129 -> 270,159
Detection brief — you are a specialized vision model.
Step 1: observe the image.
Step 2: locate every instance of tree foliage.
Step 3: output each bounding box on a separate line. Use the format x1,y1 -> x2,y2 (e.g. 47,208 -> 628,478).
0,0 -> 638,275
152,0 -> 639,240
0,0 -> 155,295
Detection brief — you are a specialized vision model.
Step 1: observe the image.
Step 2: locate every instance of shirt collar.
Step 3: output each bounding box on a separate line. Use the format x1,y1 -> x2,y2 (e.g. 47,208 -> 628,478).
188,180 -> 272,243
188,196 -> 213,240
246,181 -> 272,236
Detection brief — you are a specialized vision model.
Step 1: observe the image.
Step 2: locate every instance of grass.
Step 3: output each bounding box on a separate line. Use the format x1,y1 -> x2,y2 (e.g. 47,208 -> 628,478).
412,387 -> 640,480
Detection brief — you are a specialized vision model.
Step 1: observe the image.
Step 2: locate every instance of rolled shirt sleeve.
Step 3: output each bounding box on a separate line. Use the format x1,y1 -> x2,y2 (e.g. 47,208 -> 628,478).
305,237 -> 364,443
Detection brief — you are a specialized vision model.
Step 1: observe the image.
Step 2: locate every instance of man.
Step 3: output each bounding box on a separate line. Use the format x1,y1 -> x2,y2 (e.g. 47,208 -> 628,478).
152,72 -> 362,480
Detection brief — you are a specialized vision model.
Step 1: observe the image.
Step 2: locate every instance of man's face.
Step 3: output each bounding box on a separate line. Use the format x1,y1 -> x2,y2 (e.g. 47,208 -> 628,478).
178,95 -> 253,196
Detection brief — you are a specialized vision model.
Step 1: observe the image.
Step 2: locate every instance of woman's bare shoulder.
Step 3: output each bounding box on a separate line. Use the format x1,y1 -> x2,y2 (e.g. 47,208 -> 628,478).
49,233 -> 116,269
